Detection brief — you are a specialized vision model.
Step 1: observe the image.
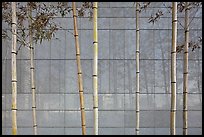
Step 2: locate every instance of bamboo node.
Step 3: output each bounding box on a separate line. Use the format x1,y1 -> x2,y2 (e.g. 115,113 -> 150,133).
33,124 -> 38,127
11,80 -> 17,82
73,15 -> 77,18
11,22 -> 17,25
29,46 -> 34,49
30,67 -> 35,69
172,19 -> 177,22
93,41 -> 98,44
11,51 -> 17,54
185,30 -> 189,33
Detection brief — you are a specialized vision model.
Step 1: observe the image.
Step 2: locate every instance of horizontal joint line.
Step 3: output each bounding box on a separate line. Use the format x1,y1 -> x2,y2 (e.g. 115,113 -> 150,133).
172,20 -> 177,22
32,107 -> 36,108
171,82 -> 176,83
183,72 -> 188,74
33,125 -> 37,127
93,41 -> 98,44
93,107 -> 98,109
74,34 -> 78,37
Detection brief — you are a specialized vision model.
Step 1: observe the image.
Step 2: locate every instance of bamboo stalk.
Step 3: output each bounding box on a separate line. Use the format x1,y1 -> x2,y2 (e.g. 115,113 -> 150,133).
135,2 -> 140,135
93,2 -> 98,135
170,2 -> 177,135
11,2 -> 17,135
183,2 -> 189,135
72,2 -> 86,135
28,4 -> 38,135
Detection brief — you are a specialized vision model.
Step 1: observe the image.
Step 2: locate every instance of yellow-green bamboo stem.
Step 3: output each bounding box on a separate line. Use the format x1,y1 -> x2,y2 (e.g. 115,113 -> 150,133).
28,5 -> 38,135
170,2 -> 177,135
11,2 -> 17,135
135,2 -> 140,135
93,2 -> 98,135
72,2 -> 86,135
183,2 -> 189,135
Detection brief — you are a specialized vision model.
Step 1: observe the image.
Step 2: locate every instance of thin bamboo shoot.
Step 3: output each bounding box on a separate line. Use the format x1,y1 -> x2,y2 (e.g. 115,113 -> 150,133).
11,2 -> 17,135
93,2 -> 98,135
170,2 -> 177,135
183,2 -> 189,135
72,2 -> 87,135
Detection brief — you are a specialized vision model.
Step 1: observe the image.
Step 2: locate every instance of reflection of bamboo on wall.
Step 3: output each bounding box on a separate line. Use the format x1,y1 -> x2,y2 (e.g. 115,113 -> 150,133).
183,2 -> 189,135
11,2 -> 17,135
72,2 -> 86,135
93,2 -> 98,135
170,2 -> 177,135
135,2 -> 140,135
28,4 -> 38,135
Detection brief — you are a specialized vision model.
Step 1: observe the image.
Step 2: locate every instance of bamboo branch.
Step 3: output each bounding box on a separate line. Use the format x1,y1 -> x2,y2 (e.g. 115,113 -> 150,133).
11,2 -> 18,135
72,2 -> 87,135
170,2 -> 177,135
93,2 -> 98,135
